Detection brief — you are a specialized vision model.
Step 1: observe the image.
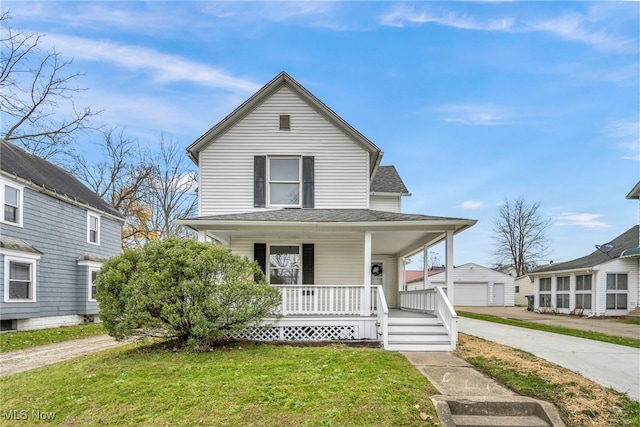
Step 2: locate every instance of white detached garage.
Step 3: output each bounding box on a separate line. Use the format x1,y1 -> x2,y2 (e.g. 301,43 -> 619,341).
423,263 -> 515,307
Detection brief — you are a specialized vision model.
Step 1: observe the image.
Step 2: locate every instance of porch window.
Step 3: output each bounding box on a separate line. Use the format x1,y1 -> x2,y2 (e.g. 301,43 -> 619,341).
556,276 -> 570,309
606,273 -> 628,310
539,277 -> 551,308
575,274 -> 592,310
269,245 -> 300,284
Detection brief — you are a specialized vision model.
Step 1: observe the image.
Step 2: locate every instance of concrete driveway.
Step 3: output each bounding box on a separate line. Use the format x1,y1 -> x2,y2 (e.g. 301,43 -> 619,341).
458,317 -> 640,402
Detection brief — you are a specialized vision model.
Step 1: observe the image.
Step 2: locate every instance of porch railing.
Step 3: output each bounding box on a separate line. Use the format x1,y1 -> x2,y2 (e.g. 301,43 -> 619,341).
399,287 -> 458,347
274,285 -> 366,316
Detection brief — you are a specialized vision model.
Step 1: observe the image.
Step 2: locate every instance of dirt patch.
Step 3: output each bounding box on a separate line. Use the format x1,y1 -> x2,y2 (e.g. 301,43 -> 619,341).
0,335 -> 130,377
454,333 -> 636,426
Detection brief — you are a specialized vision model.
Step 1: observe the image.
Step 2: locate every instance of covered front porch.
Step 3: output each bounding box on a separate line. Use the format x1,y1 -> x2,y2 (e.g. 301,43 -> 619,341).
177,209 -> 476,351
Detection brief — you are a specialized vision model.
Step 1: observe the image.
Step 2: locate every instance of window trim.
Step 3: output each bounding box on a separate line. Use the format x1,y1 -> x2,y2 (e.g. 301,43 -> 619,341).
87,211 -> 101,245
538,277 -> 551,308
1,179 -> 24,227
555,276 -> 570,309
268,244 -> 301,285
267,156 -> 302,208
575,274 -> 592,310
77,260 -> 103,302
606,273 -> 628,310
2,250 -> 40,303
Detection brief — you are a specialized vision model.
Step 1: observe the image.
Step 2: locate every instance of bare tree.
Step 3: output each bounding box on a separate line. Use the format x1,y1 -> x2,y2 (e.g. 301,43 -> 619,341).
0,11 -> 98,160
141,135 -> 198,242
71,128 -> 153,248
492,198 -> 551,277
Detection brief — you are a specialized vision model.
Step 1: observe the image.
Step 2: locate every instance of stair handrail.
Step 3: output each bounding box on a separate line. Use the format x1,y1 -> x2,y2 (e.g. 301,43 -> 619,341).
375,285 -> 389,348
435,286 -> 458,348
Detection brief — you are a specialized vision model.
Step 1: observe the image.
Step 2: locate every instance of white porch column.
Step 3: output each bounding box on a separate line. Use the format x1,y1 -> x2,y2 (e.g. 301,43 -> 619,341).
423,245 -> 428,289
445,230 -> 454,306
363,231 -> 372,316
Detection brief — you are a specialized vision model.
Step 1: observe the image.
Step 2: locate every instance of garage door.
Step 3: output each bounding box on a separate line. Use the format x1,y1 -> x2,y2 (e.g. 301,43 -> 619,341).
454,283 -> 488,306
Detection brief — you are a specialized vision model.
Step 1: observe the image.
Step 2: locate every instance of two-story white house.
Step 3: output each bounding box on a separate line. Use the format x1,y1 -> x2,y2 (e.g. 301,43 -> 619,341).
1,140 -> 123,331
177,72 -> 476,351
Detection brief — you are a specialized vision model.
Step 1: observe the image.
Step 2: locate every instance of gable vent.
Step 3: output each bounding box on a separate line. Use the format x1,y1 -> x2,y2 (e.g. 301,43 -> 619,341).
279,114 -> 290,131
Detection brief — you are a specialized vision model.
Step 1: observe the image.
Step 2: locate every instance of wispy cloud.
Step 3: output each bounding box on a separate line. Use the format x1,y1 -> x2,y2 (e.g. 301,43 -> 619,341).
604,119 -> 640,160
459,200 -> 484,209
554,213 -> 611,229
433,104 -> 507,126
380,6 -> 514,31
42,34 -> 260,93
525,13 -> 637,54
379,4 -> 637,54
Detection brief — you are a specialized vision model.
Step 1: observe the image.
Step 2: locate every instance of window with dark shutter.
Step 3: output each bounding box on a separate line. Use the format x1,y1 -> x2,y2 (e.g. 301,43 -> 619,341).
302,156 -> 314,208
254,156 -> 266,208
279,115 -> 290,130
302,243 -> 314,285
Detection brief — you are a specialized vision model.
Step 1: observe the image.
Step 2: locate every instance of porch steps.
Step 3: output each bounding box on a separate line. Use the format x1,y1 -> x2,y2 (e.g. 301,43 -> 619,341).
385,314 -> 452,352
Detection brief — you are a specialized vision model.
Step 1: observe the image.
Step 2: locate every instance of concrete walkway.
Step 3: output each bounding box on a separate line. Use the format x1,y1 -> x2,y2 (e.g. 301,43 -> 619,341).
458,317 -> 640,401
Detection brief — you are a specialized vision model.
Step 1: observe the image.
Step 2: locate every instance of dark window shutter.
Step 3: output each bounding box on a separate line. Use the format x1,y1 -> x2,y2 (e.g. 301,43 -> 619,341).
302,156 -> 314,208
254,243 -> 267,283
302,243 -> 314,285
254,156 -> 266,208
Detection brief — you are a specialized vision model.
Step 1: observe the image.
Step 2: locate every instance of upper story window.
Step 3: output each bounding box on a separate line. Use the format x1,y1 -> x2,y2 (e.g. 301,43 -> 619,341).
87,212 -> 100,245
254,155 -> 314,209
269,157 -> 301,207
2,181 -> 23,227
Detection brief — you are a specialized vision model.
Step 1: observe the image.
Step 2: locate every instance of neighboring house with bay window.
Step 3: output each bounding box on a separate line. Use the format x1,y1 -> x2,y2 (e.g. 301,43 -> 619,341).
529,224 -> 639,316
177,72 -> 477,351
0,140 -> 123,331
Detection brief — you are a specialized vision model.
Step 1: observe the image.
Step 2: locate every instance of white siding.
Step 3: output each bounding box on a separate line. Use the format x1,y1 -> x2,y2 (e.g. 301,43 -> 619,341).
198,86 -> 370,215
369,195 -> 401,212
514,276 -> 535,306
593,258 -> 639,316
372,255 -> 398,308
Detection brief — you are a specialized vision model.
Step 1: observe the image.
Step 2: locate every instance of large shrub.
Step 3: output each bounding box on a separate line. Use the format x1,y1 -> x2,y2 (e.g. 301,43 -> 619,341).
96,238 -> 281,346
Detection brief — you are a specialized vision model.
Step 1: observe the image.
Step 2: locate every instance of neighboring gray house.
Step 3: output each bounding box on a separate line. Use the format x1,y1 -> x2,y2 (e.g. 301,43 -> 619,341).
529,225 -> 639,316
177,72 -> 477,351
1,140 -> 123,331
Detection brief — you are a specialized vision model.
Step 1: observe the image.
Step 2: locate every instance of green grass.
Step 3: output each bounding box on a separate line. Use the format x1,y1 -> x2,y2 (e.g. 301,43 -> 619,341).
0,323 -> 106,353
0,342 -> 440,426
457,311 -> 640,348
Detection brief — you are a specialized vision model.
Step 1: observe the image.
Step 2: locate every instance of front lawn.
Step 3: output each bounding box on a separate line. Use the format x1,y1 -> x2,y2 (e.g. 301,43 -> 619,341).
0,342 -> 439,426
0,323 -> 106,353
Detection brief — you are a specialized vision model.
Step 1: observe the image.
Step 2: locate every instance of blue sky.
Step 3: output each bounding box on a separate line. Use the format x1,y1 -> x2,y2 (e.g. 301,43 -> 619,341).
5,1 -> 639,268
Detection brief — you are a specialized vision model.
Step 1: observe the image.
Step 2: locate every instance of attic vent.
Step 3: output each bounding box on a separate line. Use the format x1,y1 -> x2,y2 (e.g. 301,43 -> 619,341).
279,114 -> 290,130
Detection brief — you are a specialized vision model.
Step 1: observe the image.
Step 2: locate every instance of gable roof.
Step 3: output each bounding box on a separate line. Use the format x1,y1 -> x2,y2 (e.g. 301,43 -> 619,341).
186,71 -> 383,175
1,140 -> 121,218
531,225 -> 639,274
627,181 -> 640,199
371,166 -> 410,195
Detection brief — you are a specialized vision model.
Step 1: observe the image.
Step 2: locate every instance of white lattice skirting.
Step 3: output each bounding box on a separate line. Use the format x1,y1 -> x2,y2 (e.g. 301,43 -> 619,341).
231,324 -> 358,341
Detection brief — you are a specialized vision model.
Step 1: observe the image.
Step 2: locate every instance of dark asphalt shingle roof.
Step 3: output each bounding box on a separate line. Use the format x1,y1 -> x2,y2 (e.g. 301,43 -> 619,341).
1,140 -> 120,217
185,208 -> 471,223
371,166 -> 410,194
532,225 -> 639,273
